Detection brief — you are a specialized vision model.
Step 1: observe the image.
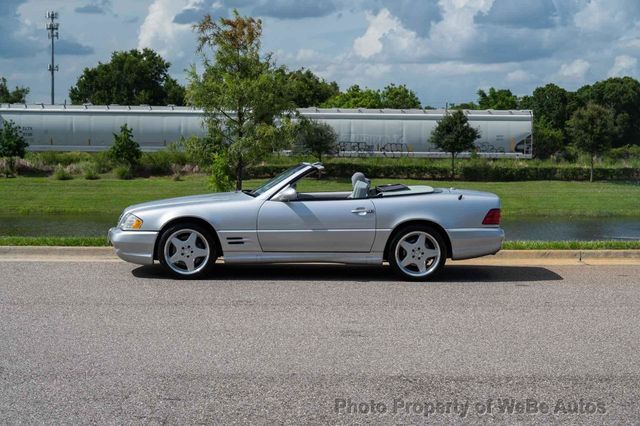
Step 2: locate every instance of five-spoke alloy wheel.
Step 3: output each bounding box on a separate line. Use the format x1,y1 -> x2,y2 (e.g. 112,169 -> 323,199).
158,223 -> 216,278
389,225 -> 446,280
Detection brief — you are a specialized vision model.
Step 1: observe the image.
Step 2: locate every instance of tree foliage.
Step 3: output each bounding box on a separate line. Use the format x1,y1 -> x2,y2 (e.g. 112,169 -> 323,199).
575,77 -> 640,147
109,124 -> 141,167
431,110 -> 481,179
321,84 -> 421,109
477,88 -> 518,110
69,49 -> 186,105
0,77 -> 29,103
294,118 -> 338,161
532,118 -> 564,160
0,120 -> 28,158
187,10 -> 296,191
567,102 -> 618,182
520,83 -> 573,131
282,68 -> 339,108
380,84 -> 421,109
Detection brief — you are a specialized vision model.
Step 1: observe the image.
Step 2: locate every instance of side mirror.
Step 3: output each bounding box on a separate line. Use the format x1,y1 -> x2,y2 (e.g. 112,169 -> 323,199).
273,186 -> 297,202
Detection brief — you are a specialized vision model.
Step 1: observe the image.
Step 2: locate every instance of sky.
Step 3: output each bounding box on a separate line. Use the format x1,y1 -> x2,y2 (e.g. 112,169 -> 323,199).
1,0 -> 639,107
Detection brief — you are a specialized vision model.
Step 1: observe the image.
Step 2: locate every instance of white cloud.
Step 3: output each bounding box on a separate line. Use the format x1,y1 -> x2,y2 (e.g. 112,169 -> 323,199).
353,8 -> 421,59
558,59 -> 590,80
427,0 -> 495,58
506,69 -> 534,83
138,0 -> 194,60
574,0 -> 634,33
608,55 -> 638,77
296,48 -> 320,61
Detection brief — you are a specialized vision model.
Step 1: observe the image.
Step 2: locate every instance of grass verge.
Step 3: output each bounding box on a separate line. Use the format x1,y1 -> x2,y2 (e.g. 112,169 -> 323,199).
502,240 -> 640,250
1,175 -> 640,217
0,236 -> 109,246
0,236 -> 638,250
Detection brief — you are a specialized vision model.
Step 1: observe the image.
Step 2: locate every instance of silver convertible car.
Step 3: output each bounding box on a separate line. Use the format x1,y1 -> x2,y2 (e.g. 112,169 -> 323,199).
108,163 -> 504,280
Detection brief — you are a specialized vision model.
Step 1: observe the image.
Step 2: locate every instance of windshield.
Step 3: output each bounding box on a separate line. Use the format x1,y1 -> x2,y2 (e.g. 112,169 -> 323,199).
249,164 -> 308,196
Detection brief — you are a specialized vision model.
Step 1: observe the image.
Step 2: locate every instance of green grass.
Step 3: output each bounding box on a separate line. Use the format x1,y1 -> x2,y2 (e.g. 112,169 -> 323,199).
2,175 -> 639,217
502,240 -> 640,250
1,236 -> 638,250
0,236 -> 109,246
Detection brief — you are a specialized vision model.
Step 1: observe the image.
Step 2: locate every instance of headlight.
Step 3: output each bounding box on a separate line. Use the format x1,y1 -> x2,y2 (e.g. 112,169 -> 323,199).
120,213 -> 143,230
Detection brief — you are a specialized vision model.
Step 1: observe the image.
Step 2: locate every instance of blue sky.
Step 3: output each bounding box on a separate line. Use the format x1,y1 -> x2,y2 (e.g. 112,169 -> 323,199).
1,0 -> 639,107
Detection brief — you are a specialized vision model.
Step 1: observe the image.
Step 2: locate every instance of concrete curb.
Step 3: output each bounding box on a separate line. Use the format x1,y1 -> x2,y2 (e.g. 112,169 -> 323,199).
1,246 -> 640,264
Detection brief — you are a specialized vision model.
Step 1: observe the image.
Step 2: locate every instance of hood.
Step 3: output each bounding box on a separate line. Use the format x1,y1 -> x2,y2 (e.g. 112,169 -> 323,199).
124,191 -> 250,215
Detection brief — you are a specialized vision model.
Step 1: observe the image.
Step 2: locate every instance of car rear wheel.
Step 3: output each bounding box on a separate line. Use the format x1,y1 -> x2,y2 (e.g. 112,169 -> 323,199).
158,223 -> 216,278
389,225 -> 446,281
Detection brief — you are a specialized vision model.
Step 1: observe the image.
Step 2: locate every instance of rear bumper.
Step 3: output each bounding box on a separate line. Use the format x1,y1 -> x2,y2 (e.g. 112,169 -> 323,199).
447,227 -> 505,260
108,227 -> 158,265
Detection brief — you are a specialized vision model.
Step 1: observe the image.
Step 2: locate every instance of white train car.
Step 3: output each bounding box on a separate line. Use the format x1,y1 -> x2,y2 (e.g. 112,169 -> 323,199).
0,104 -> 532,157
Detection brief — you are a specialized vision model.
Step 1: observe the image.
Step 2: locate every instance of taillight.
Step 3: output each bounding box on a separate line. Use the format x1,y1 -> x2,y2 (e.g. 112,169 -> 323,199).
482,208 -> 501,225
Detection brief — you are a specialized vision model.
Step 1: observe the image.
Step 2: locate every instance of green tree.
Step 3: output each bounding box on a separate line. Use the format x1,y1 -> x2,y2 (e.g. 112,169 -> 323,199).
109,124 -> 141,167
477,88 -> 518,110
532,118 -> 564,159
575,77 -> 640,147
295,118 -> 338,161
321,85 -> 383,109
0,77 -> 29,103
0,120 -> 28,158
69,48 -> 186,105
567,103 -> 617,182
283,68 -> 339,107
321,83 -> 422,109
380,84 -> 421,109
430,110 -> 480,179
187,11 -> 296,191
519,83 -> 572,130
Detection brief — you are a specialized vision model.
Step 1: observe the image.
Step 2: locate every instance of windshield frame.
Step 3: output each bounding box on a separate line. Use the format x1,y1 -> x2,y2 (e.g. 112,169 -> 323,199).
248,164 -> 309,197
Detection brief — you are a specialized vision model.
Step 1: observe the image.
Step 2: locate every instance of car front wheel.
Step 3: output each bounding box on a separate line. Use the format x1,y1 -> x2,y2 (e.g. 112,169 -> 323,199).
158,223 -> 217,278
389,225 -> 446,281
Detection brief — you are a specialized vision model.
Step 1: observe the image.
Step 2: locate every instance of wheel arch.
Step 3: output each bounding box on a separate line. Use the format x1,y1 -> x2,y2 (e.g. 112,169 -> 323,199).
383,219 -> 452,260
153,216 -> 222,260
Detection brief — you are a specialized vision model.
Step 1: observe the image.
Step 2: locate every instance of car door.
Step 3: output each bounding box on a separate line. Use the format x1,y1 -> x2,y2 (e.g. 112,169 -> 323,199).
257,199 -> 376,252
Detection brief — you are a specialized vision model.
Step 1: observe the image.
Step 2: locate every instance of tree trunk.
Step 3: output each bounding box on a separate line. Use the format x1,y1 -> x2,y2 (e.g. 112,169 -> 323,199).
451,152 -> 455,180
590,155 -> 594,183
235,157 -> 243,191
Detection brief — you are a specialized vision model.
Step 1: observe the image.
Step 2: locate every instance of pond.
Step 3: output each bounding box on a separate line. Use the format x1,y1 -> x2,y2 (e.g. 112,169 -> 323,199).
1,213 -> 639,241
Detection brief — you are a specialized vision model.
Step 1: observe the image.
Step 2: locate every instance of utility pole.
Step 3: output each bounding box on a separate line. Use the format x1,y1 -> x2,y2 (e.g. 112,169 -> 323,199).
46,11 -> 59,105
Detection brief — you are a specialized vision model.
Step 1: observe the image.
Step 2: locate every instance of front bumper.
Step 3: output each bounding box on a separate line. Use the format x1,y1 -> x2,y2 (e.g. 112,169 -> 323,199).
108,227 -> 158,265
447,227 -> 505,260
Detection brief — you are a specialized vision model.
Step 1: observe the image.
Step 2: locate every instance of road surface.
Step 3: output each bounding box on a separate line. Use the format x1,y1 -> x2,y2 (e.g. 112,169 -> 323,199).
1,261 -> 639,423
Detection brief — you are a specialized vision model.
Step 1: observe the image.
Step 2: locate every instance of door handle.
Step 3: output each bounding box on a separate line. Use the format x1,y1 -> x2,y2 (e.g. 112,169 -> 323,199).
351,207 -> 375,215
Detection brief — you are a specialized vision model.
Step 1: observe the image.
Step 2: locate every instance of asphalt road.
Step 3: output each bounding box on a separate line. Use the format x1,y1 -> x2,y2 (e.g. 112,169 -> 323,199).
1,261 -> 640,424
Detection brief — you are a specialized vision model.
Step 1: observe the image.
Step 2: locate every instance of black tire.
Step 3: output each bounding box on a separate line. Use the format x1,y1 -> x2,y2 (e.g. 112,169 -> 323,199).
388,224 -> 447,281
157,222 -> 217,279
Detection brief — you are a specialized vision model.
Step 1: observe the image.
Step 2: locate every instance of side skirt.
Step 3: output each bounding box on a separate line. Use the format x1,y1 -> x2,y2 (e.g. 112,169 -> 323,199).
223,251 -> 384,265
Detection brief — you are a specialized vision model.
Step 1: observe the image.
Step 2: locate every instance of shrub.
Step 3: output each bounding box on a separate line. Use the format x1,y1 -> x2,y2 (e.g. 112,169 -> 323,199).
92,152 -> 113,173
80,161 -> 100,180
52,164 -> 73,180
171,164 -> 183,181
0,156 -> 18,177
294,118 -> 338,161
184,135 -> 216,168
108,124 -> 141,167
0,120 -> 28,158
114,165 -> 133,180
26,151 -> 93,166
139,151 -> 172,175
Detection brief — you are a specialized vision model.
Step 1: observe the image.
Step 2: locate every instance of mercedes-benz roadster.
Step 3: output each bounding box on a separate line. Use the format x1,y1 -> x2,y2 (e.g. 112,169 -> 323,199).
108,163 -> 504,280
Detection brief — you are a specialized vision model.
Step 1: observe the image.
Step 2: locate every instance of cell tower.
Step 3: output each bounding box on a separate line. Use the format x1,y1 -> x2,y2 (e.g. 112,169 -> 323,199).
46,11 -> 59,105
